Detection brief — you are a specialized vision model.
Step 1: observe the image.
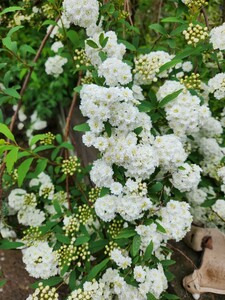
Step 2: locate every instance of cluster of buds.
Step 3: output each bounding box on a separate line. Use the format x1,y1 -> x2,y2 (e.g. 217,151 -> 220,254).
30,283 -> 59,300
180,73 -> 201,90
88,187 -> 101,204
183,0 -> 208,11
68,288 -> 92,300
56,238 -> 77,267
22,227 -> 45,247
11,169 -> 18,182
42,3 -> 55,19
61,156 -> 81,176
137,182 -> 148,196
40,132 -> 55,145
104,241 -> 119,255
23,193 -> 37,207
74,49 -> 90,69
183,23 -> 208,46
63,216 -> 80,237
118,10 -> 130,20
76,204 -> 93,224
133,55 -> 160,84
81,71 -> 93,85
76,243 -> 90,267
108,219 -> 123,238
39,183 -> 54,199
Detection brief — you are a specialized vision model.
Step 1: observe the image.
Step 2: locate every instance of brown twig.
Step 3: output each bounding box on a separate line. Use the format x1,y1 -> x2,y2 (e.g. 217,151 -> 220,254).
167,242 -> 197,269
0,16 -> 60,210
201,7 -> 209,29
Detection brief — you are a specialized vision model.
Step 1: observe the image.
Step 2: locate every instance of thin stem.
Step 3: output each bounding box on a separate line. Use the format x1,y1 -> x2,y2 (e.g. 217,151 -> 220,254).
167,242 -> 197,269
201,7 -> 209,29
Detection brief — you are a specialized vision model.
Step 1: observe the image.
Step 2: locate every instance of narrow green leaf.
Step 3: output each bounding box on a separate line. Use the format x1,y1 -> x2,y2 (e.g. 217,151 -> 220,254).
20,44 -> 36,55
0,239 -> 24,249
170,24 -> 187,36
0,123 -> 16,142
115,229 -> 136,239
29,134 -> 46,146
147,292 -> 157,300
74,236 -> 90,246
0,279 -> 7,288
0,6 -> 24,16
67,30 -> 79,45
73,123 -> 90,132
41,20 -> 58,27
156,221 -> 167,233
4,88 -> 20,99
55,233 -> 70,244
201,198 -> 217,207
163,293 -> 180,299
161,17 -> 184,23
161,259 -> 176,267
158,89 -> 183,108
87,258 -> 109,281
17,157 -> 34,187
149,24 -> 167,35
131,234 -> 141,257
86,40 -> 99,49
89,240 -> 108,253
7,25 -> 24,37
144,241 -> 153,261
138,101 -> 154,112
31,276 -> 62,289
118,39 -> 136,51
159,59 -> 183,74
35,159 -> 48,176
2,37 -> 17,53
5,147 -> 19,173
149,182 -> 163,193
69,270 -> 77,290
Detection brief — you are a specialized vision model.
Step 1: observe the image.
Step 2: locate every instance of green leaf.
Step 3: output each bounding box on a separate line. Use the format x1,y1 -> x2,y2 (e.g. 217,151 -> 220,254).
149,24 -> 167,35
73,123 -> 90,132
69,270 -> 77,290
115,228 -> 136,239
34,159 -> 48,176
74,235 -> 90,246
158,89 -> 183,108
89,240 -> 108,253
144,241 -> 153,261
31,276 -> 62,289
0,123 -> 16,142
33,145 -> 55,153
74,85 -> 82,93
20,44 -> 36,55
170,24 -> 187,36
86,39 -> 99,49
0,6 -> 24,16
156,221 -> 167,233
118,39 -> 136,51
138,101 -> 154,112
99,51 -> 107,62
149,182 -> 163,193
67,30 -> 79,45
0,279 -> 7,288
41,20 -> 58,27
201,198 -> 217,207
7,25 -> 24,37
159,59 -> 182,74
5,147 -> 19,173
4,88 -> 20,99
55,233 -> 71,244
163,293 -> 180,299
161,17 -> 184,23
2,37 -> 17,53
0,239 -> 24,249
161,259 -> 176,267
104,122 -> 112,137
87,258 -> 109,281
131,234 -> 141,257
53,200 -> 62,215
99,187 -> 110,197
147,292 -> 157,300
17,157 -> 34,187
29,134 -> 46,146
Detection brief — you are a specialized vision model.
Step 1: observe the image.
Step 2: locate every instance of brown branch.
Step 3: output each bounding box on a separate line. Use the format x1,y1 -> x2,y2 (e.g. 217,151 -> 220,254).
64,72 -> 82,141
0,16 -> 60,210
201,7 -> 209,29
167,242 -> 197,269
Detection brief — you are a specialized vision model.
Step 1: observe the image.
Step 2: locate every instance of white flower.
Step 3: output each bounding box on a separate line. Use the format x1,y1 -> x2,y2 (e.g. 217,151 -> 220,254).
110,248 -> 132,269
18,207 -> 45,226
212,199 -> 225,219
63,0 -> 99,28
98,58 -> 132,87
210,23 -> 225,50
8,188 -> 26,212
51,41 -> 64,53
22,241 -> 58,279
45,55 -> 68,78
134,266 -> 146,283
95,195 -> 118,222
208,73 -> 225,100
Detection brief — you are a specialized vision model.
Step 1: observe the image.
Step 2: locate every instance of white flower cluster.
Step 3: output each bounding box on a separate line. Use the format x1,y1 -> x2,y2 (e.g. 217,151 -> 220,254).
22,241 -> 58,279
157,80 -> 206,137
63,0 -> 99,29
69,266 -> 167,300
217,166 -> 225,194
186,188 -> 208,205
8,188 -> 45,227
48,13 -> 71,39
199,116 -> 223,138
157,200 -> 193,241
171,163 -> 202,192
210,23 -> 225,50
0,221 -> 16,239
133,51 -> 174,85
26,110 -> 47,140
153,134 -> 187,172
45,55 -> 68,78
110,248 -> 132,269
94,193 -> 153,222
85,31 -> 126,67
208,73 -> 225,100
212,199 -> 225,220
51,41 -> 64,53
98,57 -> 132,86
